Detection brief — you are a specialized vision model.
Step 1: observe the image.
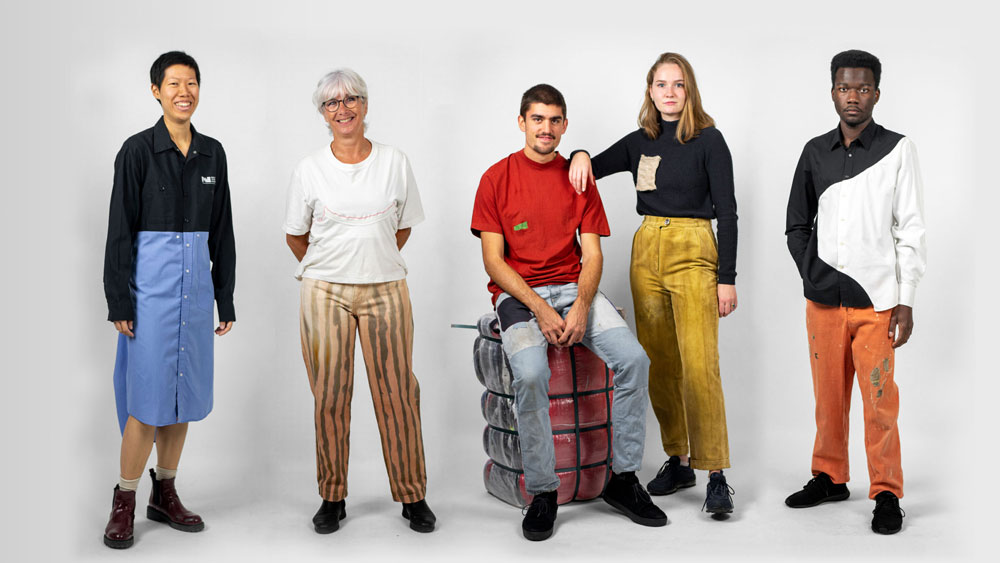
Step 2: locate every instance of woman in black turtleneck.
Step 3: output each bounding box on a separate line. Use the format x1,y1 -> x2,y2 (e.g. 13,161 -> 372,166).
569,52 -> 738,516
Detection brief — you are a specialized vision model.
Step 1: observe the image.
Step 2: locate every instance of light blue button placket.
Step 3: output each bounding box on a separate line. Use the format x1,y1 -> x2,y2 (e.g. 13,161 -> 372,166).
176,231 -> 195,422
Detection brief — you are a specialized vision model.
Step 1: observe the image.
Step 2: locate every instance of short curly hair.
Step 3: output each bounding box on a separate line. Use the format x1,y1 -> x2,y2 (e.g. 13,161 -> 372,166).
831,50 -> 881,88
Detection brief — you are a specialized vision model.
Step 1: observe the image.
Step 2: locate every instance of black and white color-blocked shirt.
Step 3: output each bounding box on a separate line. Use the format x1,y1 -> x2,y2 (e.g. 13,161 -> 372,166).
785,121 -> 926,311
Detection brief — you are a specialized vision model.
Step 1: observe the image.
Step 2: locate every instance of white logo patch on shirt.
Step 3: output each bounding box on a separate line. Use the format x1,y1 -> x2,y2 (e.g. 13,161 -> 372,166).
201,176 -> 216,185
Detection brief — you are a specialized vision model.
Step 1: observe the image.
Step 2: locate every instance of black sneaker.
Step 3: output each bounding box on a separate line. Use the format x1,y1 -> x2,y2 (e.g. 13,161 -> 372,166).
312,499 -> 346,534
784,473 -> 850,508
871,491 -> 904,535
646,456 -> 697,496
603,471 -> 668,527
522,491 -> 558,541
703,471 -> 734,514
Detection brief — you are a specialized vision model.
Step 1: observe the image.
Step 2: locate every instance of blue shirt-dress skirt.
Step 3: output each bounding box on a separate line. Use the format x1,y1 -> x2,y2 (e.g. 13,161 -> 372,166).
103,117 -> 236,432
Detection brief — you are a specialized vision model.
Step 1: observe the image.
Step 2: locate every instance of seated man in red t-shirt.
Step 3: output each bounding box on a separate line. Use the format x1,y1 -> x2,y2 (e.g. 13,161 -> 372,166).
470,84 -> 666,541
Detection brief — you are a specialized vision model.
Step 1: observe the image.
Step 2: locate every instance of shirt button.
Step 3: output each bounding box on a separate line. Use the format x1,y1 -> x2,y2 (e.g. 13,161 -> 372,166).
848,153 -> 853,158
176,235 -> 180,239
184,295 -> 188,299
181,347 -> 185,351
186,269 -> 190,273
193,150 -> 198,155
843,175 -> 849,179
184,218 -> 190,223
179,372 -> 184,377
182,321 -> 186,326
160,186 -> 166,191
186,243 -> 191,247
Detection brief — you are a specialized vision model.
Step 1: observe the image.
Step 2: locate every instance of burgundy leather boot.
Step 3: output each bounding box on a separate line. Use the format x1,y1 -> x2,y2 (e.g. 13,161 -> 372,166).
104,485 -> 136,549
146,468 -> 205,532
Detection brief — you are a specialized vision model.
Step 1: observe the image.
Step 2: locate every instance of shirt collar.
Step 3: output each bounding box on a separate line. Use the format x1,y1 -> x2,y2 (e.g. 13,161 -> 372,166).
152,116 -> 213,156
828,120 -> 878,151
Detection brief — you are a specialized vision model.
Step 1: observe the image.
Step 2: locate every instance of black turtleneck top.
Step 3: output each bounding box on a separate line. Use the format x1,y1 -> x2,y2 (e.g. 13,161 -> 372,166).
588,119 -> 738,284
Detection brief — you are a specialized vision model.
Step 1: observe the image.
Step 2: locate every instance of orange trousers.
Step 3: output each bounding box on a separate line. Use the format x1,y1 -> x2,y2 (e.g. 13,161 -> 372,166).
299,278 -> 427,503
805,300 -> 902,499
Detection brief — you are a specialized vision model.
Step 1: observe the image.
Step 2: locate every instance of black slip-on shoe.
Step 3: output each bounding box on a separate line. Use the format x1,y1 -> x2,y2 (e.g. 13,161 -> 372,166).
703,471 -> 735,514
785,473 -> 850,508
603,471 -> 668,527
871,491 -> 904,535
522,491 -> 558,541
312,499 -> 346,534
402,499 -> 436,533
646,456 -> 697,496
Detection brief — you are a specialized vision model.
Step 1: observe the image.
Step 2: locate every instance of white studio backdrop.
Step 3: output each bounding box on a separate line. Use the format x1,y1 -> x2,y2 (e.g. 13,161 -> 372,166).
1,0 -> 993,561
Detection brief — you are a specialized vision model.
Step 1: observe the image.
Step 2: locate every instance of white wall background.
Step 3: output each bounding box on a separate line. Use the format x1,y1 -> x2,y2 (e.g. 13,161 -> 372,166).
2,0 -> 994,561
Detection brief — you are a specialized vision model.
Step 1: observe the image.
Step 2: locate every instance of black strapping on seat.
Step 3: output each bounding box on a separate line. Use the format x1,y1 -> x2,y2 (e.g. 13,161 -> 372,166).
603,361 -> 613,489
487,423 -> 610,436
569,346 -> 583,501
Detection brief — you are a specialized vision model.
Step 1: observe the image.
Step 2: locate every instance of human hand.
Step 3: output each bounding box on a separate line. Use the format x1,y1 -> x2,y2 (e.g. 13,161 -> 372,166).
557,303 -> 588,347
889,305 -> 912,348
216,321 -> 234,336
113,320 -> 134,338
568,152 -> 594,194
718,284 -> 738,318
535,304 -> 566,346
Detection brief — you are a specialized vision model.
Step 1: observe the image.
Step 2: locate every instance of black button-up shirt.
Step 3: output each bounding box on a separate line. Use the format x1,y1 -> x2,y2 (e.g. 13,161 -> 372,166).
103,117 -> 236,321
785,121 -> 910,308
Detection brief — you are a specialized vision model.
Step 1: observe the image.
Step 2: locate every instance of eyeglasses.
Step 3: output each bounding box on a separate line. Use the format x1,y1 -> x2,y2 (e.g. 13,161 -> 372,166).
322,95 -> 364,112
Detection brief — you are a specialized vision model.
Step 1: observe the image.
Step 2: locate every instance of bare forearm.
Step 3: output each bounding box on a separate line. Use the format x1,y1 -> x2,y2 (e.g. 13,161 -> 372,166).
286,233 -> 309,262
484,257 -> 548,314
574,253 -> 602,311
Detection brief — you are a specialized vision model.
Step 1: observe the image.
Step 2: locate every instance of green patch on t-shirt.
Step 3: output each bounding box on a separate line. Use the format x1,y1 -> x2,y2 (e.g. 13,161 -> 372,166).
513,221 -> 528,231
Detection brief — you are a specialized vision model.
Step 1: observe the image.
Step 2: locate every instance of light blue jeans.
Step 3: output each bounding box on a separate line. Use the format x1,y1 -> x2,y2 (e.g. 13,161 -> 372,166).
496,283 -> 650,494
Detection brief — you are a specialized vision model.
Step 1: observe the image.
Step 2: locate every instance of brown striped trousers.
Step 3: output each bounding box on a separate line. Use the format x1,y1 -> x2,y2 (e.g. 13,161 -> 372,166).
299,278 -> 427,503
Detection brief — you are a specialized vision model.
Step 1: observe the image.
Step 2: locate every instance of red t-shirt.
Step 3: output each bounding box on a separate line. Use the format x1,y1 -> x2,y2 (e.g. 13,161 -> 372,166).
471,150 -> 611,303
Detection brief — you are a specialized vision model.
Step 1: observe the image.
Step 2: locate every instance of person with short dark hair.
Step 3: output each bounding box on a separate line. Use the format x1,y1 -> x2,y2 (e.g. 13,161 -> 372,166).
102,51 -> 236,549
471,83 -> 666,541
783,49 -> 926,535
568,52 -> 739,516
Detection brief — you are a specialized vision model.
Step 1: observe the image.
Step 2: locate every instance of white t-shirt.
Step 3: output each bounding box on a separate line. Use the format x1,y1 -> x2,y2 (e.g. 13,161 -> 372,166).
283,141 -> 424,283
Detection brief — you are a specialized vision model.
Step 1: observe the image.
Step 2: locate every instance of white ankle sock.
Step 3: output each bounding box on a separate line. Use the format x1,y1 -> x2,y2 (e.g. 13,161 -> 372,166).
154,466 -> 177,480
119,475 -> 141,491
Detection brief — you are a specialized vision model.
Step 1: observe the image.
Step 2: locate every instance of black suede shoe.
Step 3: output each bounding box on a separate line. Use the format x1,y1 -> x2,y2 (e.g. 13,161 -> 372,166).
871,491 -> 904,534
785,473 -> 850,508
312,499 -> 346,534
703,471 -> 734,514
522,491 -> 558,541
603,471 -> 668,527
647,456 -> 697,495
401,499 -> 436,533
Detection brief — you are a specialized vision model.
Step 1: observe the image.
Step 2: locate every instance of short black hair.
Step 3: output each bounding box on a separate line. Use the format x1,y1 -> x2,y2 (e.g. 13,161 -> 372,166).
150,51 -> 200,88
831,49 -> 881,88
519,84 -> 566,118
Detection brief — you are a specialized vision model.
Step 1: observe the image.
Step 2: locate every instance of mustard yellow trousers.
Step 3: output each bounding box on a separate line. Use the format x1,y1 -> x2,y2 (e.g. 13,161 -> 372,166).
630,216 -> 730,470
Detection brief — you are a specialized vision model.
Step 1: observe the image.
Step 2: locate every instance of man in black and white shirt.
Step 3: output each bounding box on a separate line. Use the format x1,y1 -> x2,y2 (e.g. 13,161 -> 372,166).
784,50 -> 926,535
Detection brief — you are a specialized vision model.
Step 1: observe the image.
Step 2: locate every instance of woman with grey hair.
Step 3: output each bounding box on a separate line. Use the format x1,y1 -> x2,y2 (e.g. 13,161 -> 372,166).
284,68 -> 435,534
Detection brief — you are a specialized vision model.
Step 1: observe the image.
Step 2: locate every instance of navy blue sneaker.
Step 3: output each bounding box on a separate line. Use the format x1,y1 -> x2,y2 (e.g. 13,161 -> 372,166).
703,471 -> 734,514
646,456 -> 696,496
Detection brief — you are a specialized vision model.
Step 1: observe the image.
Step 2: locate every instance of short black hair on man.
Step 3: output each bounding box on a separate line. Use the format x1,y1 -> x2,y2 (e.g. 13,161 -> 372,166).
831,49 -> 881,89
519,84 -> 567,118
150,51 -> 200,88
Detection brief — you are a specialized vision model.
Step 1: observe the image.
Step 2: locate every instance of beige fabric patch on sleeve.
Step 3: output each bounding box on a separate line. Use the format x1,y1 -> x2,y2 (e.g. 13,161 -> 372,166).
636,155 -> 661,192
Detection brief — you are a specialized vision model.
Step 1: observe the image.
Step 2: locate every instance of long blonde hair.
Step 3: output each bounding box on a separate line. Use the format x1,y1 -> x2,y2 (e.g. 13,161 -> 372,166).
638,53 -> 714,143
